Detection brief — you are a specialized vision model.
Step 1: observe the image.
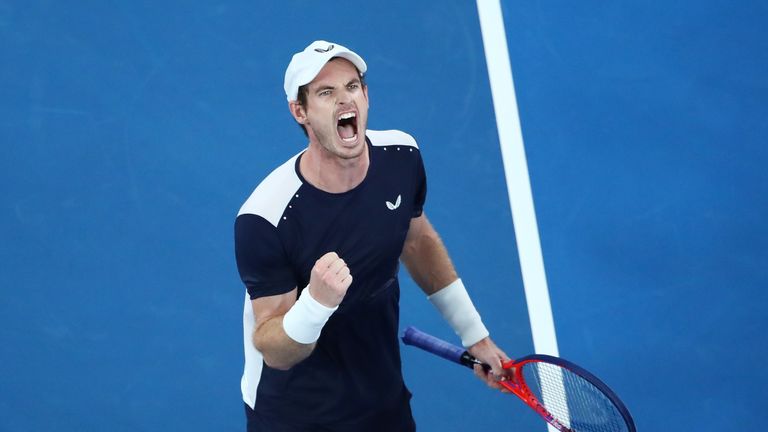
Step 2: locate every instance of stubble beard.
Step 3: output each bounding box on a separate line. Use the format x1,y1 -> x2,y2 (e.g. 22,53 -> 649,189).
311,119 -> 367,161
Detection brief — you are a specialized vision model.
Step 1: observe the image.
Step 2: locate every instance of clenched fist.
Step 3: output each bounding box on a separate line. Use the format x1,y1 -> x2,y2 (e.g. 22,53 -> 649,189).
308,252 -> 352,308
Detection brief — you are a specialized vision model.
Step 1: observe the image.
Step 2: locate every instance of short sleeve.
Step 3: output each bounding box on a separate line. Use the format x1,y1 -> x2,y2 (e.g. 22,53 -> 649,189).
235,214 -> 297,299
412,150 -> 427,218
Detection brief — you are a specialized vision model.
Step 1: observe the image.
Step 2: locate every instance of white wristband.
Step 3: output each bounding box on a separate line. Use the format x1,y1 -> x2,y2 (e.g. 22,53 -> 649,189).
428,278 -> 489,348
282,286 -> 338,344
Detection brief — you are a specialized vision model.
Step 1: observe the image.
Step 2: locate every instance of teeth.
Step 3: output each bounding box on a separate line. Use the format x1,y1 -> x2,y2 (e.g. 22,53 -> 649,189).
338,112 -> 356,120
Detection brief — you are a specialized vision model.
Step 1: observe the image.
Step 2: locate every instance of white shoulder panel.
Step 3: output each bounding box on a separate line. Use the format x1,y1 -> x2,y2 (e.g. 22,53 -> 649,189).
238,152 -> 303,227
366,129 -> 419,149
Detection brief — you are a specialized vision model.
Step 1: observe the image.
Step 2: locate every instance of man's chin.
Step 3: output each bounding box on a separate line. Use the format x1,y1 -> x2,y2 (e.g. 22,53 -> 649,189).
335,145 -> 365,160
334,134 -> 365,157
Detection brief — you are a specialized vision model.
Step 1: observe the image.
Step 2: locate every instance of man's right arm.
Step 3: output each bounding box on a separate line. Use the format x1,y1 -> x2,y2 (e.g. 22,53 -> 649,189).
251,252 -> 352,370
251,288 -> 314,370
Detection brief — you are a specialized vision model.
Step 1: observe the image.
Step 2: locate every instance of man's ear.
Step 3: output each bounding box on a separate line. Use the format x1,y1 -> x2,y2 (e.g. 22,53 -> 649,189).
289,101 -> 306,124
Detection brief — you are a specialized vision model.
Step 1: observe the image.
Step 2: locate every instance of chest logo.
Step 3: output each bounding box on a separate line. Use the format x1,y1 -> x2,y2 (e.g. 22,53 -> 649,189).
386,194 -> 402,210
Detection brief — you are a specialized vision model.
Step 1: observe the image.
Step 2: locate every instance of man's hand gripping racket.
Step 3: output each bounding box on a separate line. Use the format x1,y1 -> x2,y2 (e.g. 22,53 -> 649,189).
402,326 -> 636,432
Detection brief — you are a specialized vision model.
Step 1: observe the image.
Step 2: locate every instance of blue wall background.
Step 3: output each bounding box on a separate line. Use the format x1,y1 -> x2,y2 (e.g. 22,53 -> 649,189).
2,1 -> 766,430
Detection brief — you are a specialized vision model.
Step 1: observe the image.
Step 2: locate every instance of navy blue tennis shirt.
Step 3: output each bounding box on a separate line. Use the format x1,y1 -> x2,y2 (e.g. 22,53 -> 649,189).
235,129 -> 426,425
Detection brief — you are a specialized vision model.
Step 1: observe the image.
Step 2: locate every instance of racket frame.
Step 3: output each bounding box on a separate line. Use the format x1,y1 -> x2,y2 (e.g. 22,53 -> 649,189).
498,357 -> 571,431
402,326 -> 636,432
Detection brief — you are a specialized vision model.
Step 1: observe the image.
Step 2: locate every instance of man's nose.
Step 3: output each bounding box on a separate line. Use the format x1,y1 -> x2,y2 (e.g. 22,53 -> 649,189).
337,89 -> 353,105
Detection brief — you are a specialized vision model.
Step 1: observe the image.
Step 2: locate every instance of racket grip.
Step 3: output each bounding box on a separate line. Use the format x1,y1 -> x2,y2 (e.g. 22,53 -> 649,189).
401,326 -> 480,370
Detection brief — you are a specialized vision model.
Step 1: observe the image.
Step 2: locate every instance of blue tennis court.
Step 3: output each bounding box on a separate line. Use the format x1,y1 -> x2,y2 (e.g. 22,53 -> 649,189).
2,1 -> 767,430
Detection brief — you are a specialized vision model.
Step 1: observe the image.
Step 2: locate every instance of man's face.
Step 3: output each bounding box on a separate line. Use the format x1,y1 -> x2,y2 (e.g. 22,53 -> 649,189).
299,58 -> 369,160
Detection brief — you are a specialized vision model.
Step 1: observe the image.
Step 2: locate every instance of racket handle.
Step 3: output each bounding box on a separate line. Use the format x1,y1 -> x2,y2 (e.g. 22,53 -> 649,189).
401,326 -> 482,370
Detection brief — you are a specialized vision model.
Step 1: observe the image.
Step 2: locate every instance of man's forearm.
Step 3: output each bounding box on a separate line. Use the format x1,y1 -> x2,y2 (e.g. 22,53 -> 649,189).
401,215 -> 489,348
253,316 -> 315,370
250,279 -> 340,370
400,216 -> 458,295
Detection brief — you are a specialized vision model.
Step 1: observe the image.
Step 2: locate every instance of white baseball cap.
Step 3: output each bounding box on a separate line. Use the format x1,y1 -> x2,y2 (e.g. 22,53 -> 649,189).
283,40 -> 367,101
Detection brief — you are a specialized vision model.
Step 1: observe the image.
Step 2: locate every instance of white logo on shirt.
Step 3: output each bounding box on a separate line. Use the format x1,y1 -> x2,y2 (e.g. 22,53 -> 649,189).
386,194 -> 402,210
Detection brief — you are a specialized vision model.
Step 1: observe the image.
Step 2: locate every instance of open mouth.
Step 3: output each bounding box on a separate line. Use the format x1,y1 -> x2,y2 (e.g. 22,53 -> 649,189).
336,111 -> 358,143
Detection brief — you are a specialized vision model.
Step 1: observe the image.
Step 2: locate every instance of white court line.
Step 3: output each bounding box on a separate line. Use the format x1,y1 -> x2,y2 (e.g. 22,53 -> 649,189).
475,2 -> 565,430
475,0 -> 559,358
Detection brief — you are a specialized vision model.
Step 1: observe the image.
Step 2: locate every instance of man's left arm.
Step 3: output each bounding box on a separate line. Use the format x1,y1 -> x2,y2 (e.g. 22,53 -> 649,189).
400,214 -> 511,388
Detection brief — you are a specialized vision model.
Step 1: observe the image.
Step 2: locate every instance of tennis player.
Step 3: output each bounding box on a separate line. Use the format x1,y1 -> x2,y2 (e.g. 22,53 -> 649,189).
235,40 -> 509,432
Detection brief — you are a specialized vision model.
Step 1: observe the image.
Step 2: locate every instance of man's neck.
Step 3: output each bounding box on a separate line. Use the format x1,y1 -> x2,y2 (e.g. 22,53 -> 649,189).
299,142 -> 369,193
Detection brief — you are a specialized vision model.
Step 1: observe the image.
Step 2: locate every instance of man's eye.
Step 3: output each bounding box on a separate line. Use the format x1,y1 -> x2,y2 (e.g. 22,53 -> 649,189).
348,84 -> 359,90
319,90 -> 331,96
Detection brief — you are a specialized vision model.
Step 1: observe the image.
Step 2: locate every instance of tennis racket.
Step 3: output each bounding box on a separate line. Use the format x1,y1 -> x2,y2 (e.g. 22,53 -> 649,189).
402,326 -> 636,432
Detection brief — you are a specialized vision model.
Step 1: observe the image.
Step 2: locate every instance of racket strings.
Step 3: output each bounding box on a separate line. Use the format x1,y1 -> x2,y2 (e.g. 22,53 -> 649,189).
524,362 -> 629,432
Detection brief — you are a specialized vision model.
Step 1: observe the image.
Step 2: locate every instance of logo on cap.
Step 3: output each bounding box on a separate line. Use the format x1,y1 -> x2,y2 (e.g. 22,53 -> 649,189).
314,44 -> 335,53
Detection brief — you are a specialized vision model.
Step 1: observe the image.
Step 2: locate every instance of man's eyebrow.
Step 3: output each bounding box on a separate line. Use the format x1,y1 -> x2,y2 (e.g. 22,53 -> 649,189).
311,77 -> 361,93
312,84 -> 335,93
